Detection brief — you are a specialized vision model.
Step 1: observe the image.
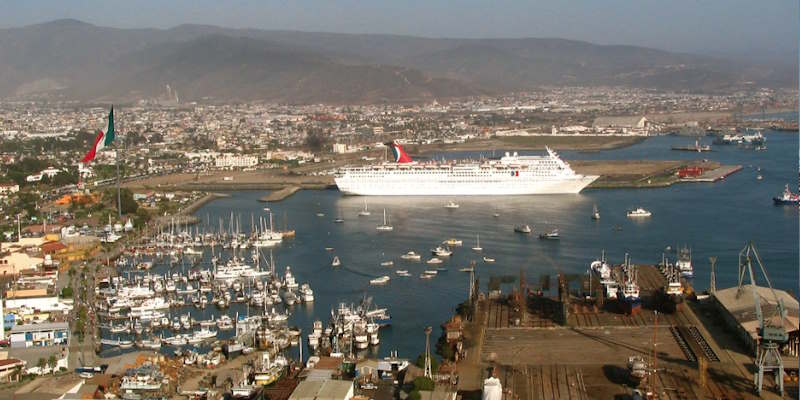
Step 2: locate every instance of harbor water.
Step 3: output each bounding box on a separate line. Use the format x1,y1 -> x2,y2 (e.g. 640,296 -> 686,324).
108,131 -> 798,361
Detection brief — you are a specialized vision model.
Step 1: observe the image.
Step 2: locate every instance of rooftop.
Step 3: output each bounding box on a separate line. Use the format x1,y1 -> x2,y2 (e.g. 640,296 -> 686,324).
289,379 -> 353,400
9,322 -> 69,333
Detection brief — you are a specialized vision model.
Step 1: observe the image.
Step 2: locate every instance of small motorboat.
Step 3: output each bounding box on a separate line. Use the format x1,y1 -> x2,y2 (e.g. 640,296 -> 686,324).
401,251 -> 422,261
380,260 -> 394,267
325,247 -> 334,251
334,217 -> 344,223
316,212 -> 325,217
370,276 -> 390,285
444,201 -> 460,209
432,246 -> 452,257
426,257 -> 443,265
539,229 -> 560,240
395,270 -> 411,277
514,224 -> 532,234
626,208 -> 652,218
459,267 -> 474,272
483,256 -> 495,263
331,256 -> 341,267
591,204 -> 600,220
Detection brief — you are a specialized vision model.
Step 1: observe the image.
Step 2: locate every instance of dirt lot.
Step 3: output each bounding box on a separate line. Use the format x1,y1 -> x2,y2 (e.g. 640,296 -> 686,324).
417,135 -> 646,154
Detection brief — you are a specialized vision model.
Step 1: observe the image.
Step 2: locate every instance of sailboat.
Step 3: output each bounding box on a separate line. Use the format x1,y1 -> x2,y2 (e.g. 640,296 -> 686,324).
591,204 -> 600,220
471,234 -> 483,252
358,199 -> 371,216
376,209 -> 393,231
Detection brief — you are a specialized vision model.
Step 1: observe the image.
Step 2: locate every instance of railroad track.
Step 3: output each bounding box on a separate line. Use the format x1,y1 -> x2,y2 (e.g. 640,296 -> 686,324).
686,326 -> 720,362
669,326 -> 697,362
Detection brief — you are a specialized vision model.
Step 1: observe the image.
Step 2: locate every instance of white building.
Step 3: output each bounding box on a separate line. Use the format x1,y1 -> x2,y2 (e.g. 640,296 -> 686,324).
215,154 -> 259,168
0,183 -> 19,195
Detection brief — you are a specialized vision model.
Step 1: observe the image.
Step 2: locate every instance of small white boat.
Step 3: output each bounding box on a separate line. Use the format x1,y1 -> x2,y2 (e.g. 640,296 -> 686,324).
395,270 -> 411,276
316,212 -> 325,217
444,201 -> 460,209
420,273 -> 435,279
626,208 -> 652,218
401,251 -> 421,261
380,260 -> 394,267
423,270 -> 439,275
432,246 -> 452,257
376,209 -> 393,231
370,276 -> 390,285
483,256 -> 495,263
334,217 -> 344,223
471,234 -> 482,252
426,257 -> 443,265
459,266 -> 474,272
358,199 -> 371,216
514,224 -> 532,234
757,174 -> 763,180
591,204 -> 600,220
331,256 -> 341,267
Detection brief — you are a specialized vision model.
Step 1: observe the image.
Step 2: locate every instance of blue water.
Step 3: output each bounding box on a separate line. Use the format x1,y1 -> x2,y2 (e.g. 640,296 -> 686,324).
175,131 -> 798,361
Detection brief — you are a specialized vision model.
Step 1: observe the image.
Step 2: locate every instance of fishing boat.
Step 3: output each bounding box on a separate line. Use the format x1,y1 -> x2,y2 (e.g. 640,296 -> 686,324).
773,184 -> 800,205
358,199 -> 371,216
591,204 -> 600,220
626,208 -> 652,218
483,256 -> 495,263
426,257 -> 443,265
538,229 -> 560,240
675,245 -> 694,278
465,233 -> 482,254
370,276 -> 390,285
376,209 -> 394,231
514,224 -> 532,234
400,251 -> 422,261
444,201 -> 460,209
331,256 -> 341,267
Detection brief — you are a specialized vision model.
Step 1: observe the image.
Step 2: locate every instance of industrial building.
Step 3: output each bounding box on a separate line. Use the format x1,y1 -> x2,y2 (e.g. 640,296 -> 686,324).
711,284 -> 799,357
9,322 -> 69,348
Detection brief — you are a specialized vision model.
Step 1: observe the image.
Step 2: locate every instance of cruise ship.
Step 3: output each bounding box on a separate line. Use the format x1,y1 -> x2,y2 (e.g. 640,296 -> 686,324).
334,142 -> 598,195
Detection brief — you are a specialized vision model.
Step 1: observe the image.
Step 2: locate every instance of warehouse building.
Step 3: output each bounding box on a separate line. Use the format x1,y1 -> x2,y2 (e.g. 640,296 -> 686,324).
9,322 -> 69,348
712,285 -> 799,357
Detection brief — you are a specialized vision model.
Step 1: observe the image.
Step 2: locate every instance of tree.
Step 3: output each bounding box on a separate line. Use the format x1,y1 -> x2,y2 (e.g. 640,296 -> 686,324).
413,376 -> 435,391
104,188 -> 138,215
37,357 -> 47,370
414,353 -> 439,374
304,128 -> 329,152
60,287 -> 73,298
48,355 -> 57,370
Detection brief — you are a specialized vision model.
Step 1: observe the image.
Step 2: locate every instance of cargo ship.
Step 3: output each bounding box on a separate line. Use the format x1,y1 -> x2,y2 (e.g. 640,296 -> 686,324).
334,142 -> 598,196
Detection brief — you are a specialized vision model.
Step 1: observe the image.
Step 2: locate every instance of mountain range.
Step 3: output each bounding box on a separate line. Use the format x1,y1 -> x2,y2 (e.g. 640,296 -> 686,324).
0,19 -> 795,103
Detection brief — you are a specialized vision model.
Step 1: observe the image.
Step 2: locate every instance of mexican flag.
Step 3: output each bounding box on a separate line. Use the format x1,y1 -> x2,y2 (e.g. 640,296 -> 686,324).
81,106 -> 116,163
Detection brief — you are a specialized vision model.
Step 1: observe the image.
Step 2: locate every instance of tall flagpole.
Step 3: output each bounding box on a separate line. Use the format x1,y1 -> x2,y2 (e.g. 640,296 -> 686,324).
116,106 -> 122,219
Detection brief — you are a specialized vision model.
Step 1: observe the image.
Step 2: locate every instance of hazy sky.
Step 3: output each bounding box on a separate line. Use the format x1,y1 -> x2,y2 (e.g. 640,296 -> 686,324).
2,0 -> 797,62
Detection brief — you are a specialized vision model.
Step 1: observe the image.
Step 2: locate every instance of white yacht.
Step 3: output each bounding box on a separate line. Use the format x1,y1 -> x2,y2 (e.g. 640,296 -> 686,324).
626,208 -> 652,218
370,276 -> 391,285
400,251 -> 422,261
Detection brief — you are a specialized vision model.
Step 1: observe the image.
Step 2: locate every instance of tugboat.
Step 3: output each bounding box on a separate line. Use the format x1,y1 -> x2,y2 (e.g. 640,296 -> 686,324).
773,184 -> 800,205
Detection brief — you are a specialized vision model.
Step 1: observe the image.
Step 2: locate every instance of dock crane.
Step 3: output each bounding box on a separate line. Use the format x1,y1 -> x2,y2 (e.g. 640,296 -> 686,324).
736,242 -> 788,396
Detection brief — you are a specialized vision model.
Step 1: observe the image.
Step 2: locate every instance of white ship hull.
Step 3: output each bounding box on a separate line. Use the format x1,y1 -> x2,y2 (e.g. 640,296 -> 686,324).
335,146 -> 598,196
336,175 -> 597,195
